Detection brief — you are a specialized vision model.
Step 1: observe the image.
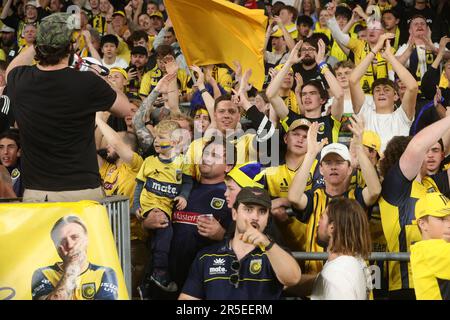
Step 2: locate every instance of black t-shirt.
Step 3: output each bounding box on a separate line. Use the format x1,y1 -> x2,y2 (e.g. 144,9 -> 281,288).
7,66 -> 117,191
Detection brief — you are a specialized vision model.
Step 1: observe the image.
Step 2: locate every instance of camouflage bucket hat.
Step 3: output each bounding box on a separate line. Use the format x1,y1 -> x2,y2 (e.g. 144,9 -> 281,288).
37,13 -> 77,47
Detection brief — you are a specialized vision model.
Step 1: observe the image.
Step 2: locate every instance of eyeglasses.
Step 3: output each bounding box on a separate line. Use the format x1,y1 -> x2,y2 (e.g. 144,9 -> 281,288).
229,259 -> 240,288
300,47 -> 316,53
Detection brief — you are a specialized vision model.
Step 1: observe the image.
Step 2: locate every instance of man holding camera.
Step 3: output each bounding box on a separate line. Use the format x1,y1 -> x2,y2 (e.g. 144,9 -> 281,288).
5,13 -> 132,202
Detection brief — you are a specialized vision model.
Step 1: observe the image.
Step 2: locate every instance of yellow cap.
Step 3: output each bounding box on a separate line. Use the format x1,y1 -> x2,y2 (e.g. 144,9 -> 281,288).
113,11 -> 125,17
415,192 -> 450,222
150,11 -> 164,19
110,67 -> 128,80
288,118 -> 311,132
274,63 -> 294,74
362,130 -> 381,155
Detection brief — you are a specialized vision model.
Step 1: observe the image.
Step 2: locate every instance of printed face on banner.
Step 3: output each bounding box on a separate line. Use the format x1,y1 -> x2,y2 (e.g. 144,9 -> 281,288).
0,202 -> 128,300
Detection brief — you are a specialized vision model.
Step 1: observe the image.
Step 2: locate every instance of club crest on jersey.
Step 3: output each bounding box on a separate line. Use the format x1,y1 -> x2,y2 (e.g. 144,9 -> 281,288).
11,168 -> 20,179
210,197 -> 225,210
176,169 -> 182,182
318,122 -> 325,134
249,259 -> 262,275
82,283 -> 96,299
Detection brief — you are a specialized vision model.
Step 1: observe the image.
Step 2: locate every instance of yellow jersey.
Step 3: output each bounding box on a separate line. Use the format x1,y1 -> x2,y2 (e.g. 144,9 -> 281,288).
282,91 -> 300,115
136,155 -> 188,218
296,186 -> 366,274
379,162 -> 449,291
31,263 -> 118,300
410,239 -> 450,300
99,152 -> 144,241
347,38 -> 394,94
139,66 -> 191,97
264,161 -> 318,251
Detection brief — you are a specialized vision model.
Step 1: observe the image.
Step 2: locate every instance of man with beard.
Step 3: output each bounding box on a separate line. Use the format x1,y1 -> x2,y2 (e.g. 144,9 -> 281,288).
31,215 -> 119,300
126,46 -> 149,99
95,113 -> 145,298
288,116 -> 381,275
179,187 -> 301,300
0,25 -> 16,63
291,36 -> 325,84
310,198 -> 372,300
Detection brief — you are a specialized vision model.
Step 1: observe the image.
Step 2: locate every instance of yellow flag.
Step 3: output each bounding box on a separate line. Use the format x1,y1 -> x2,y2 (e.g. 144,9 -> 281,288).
165,0 -> 268,90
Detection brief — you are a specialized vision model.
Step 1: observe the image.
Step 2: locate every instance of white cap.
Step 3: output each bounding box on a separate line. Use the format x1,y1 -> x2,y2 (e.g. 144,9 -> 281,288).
25,1 -> 38,8
0,25 -> 15,33
320,143 -> 351,163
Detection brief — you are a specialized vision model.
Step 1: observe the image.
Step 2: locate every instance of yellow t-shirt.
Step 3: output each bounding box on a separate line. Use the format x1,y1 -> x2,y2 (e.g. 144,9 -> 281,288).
264,161 -> 318,251
410,239 -> 450,300
347,38 -> 394,94
136,155 -> 188,218
282,91 -> 300,115
139,66 -> 191,97
99,153 -> 144,241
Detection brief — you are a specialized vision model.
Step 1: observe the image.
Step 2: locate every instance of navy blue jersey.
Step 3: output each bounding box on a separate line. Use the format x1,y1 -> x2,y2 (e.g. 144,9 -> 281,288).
169,182 -> 231,288
181,239 -> 284,300
31,263 -> 118,300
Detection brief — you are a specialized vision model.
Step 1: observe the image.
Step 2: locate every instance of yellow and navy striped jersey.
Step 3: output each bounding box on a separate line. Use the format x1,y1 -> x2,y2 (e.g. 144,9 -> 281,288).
31,263 -> 118,300
347,38 -> 395,94
91,14 -> 107,36
295,186 -> 366,274
379,162 -> 449,291
136,155 -> 189,218
182,239 -> 284,300
411,239 -> 450,300
264,161 -> 318,251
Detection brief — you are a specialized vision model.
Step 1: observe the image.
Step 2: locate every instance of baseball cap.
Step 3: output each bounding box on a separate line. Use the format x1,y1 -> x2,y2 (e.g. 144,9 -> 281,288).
112,11 -> 125,17
274,63 -> 294,74
25,0 -> 38,8
0,25 -> 15,33
150,11 -> 164,19
131,45 -> 148,56
415,192 -> 450,221
235,187 -> 272,210
288,118 -> 311,132
320,143 -> 351,163
362,131 -> 381,155
227,162 -> 266,189
37,13 -> 75,47
110,67 -> 128,80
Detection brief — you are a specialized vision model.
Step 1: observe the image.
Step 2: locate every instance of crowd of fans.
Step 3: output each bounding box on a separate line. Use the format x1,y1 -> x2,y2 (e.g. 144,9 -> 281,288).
1,0 -> 450,300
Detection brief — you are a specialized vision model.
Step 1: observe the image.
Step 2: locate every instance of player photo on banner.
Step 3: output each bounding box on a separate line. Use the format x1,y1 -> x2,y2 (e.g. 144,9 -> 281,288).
0,201 -> 128,300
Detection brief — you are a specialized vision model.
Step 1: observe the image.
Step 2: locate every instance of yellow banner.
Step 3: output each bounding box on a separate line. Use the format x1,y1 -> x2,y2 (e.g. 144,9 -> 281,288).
0,201 -> 129,300
165,0 -> 268,90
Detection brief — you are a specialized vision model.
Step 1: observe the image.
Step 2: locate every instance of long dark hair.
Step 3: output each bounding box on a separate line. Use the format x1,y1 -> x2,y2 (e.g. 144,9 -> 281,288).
379,136 -> 412,178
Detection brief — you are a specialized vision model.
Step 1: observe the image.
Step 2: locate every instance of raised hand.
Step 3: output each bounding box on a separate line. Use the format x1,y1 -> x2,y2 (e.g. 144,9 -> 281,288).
287,40 -> 303,65
190,65 -> 205,86
307,122 -> 328,156
155,72 -> 177,93
315,39 -> 326,64
348,114 -> 365,149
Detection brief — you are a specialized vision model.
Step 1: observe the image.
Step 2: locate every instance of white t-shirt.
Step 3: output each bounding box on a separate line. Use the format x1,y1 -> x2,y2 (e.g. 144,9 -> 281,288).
358,95 -> 413,152
311,255 -> 371,300
395,43 -> 440,80
102,57 -> 129,70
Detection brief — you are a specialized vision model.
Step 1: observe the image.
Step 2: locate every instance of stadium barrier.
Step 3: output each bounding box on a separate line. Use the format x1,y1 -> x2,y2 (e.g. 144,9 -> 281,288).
292,252 -> 410,262
100,196 -> 132,299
